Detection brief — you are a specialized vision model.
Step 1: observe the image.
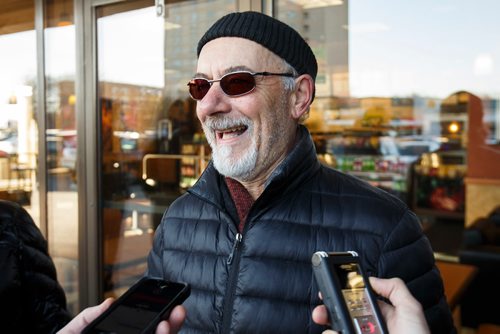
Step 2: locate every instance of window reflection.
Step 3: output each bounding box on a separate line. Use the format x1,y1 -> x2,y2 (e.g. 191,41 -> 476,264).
277,1 -> 500,217
0,2 -> 38,213
97,0 -> 235,297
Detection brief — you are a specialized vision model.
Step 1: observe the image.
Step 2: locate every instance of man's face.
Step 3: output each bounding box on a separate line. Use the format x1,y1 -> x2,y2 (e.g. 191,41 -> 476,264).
195,37 -> 297,182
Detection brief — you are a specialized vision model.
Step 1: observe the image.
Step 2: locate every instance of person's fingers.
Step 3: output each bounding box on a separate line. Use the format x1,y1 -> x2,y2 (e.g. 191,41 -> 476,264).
84,298 -> 114,320
370,276 -> 430,334
369,277 -> 420,309
168,305 -> 187,333
155,320 -> 170,334
57,298 -> 114,334
154,306 -> 186,334
312,304 -> 330,326
369,276 -> 400,299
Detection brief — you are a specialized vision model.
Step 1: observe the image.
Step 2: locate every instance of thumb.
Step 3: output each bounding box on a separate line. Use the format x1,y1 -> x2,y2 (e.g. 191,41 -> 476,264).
58,298 -> 114,334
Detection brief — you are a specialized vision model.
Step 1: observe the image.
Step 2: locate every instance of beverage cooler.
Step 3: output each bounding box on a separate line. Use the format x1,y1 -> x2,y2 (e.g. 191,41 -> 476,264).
315,129 -> 440,204
412,150 -> 466,220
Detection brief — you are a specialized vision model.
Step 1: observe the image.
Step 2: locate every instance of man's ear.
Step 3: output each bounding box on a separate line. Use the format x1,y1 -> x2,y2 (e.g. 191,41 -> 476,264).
291,74 -> 314,120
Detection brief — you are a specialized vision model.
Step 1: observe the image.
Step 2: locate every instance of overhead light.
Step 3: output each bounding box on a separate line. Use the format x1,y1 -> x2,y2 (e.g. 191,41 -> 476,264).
57,14 -> 72,27
293,0 -> 343,9
448,122 -> 460,134
8,94 -> 17,104
164,21 -> 181,31
57,20 -> 72,27
57,1 -> 73,27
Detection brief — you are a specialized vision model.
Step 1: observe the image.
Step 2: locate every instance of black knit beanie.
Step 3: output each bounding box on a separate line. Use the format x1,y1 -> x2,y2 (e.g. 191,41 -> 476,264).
197,11 -> 318,99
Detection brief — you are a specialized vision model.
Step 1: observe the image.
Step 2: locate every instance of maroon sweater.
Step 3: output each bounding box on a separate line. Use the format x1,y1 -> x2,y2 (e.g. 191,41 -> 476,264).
225,177 -> 254,232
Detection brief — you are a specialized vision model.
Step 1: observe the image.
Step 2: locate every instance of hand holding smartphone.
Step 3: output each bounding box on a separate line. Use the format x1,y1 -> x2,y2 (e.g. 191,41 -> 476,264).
82,277 -> 190,334
312,251 -> 388,334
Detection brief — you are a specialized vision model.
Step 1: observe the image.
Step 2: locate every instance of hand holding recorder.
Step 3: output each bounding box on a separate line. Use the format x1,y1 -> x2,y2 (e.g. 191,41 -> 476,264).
311,251 -> 429,334
311,251 -> 388,334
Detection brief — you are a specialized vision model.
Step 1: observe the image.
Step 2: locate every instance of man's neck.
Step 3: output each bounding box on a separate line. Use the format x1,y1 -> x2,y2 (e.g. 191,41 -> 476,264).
238,178 -> 266,200
236,147 -> 289,199
236,126 -> 301,199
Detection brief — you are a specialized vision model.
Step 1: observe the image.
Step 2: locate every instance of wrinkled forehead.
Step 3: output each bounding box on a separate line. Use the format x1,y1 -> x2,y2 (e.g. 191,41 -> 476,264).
196,37 -> 284,75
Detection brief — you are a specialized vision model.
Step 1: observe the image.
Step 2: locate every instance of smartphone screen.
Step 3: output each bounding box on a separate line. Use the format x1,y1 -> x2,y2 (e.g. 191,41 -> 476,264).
333,262 -> 383,334
83,278 -> 190,334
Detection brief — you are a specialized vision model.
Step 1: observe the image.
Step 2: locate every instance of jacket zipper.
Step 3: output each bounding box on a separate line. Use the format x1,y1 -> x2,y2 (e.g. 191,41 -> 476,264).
221,232 -> 243,333
227,233 -> 242,265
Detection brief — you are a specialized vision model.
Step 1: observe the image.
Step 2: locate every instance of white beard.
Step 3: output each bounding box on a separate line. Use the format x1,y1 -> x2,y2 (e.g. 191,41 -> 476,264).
202,116 -> 257,180
212,137 -> 258,180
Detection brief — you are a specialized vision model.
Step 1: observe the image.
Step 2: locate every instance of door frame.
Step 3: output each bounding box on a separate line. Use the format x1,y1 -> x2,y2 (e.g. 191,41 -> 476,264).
78,0 -> 260,309
77,0 -> 101,309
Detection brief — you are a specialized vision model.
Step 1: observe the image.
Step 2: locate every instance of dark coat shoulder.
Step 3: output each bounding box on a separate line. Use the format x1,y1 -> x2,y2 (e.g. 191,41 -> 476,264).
0,200 -> 71,334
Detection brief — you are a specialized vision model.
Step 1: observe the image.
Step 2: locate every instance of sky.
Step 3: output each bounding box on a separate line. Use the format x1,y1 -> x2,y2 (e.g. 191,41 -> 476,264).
0,0 -> 499,106
348,0 -> 500,97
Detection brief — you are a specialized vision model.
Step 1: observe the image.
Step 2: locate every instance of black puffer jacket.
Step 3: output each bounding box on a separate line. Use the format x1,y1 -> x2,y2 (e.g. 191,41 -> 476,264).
147,125 -> 455,333
0,200 -> 71,333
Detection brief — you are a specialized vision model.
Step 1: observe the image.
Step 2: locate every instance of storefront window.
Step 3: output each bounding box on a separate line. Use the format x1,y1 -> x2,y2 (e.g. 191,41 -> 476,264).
276,0 -> 500,255
96,0 -> 234,298
0,2 -> 38,217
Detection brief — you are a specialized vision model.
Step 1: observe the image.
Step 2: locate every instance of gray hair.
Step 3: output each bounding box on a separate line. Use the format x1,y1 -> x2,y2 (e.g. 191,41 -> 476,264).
281,60 -> 298,92
281,59 -> 310,122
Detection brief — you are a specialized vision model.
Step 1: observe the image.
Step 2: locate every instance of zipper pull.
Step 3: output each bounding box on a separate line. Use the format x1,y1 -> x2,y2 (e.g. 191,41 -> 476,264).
227,233 -> 242,265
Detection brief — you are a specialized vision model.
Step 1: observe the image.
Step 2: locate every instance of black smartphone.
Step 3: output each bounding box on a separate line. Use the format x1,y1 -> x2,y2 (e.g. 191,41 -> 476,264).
311,251 -> 388,334
82,277 -> 190,334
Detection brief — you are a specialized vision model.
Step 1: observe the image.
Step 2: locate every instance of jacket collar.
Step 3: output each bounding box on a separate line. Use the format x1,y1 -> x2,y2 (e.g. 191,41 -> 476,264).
189,125 -> 320,203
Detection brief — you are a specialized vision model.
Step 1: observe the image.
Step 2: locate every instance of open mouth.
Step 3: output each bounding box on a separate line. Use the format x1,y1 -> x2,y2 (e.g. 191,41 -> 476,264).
216,125 -> 248,140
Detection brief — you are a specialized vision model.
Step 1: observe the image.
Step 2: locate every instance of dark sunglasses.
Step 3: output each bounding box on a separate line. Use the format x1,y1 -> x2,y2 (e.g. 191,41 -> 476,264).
187,71 -> 295,101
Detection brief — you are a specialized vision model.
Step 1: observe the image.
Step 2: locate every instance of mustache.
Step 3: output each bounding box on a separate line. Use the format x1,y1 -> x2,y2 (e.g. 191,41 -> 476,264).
203,115 -> 252,130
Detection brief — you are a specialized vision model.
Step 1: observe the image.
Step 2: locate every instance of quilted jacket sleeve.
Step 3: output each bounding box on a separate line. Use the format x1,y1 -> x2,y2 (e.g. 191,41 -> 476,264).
378,209 -> 456,334
146,218 -> 165,278
0,200 -> 72,334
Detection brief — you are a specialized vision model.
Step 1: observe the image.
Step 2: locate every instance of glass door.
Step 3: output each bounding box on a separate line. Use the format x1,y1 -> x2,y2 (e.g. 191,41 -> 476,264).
0,1 -> 38,215
95,0 -> 236,298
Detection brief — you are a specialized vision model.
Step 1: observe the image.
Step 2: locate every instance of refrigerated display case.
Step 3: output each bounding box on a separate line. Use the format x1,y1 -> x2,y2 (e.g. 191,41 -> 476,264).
412,150 -> 466,221
316,128 -> 440,203
410,92 -> 471,222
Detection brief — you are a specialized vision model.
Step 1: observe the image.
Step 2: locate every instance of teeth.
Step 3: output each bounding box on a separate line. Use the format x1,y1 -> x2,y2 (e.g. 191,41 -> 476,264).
222,131 -> 239,139
217,125 -> 247,139
223,126 -> 245,133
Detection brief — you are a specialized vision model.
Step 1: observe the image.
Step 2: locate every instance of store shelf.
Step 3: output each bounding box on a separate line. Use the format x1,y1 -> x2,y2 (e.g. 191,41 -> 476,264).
348,170 -> 406,180
415,207 -> 464,221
